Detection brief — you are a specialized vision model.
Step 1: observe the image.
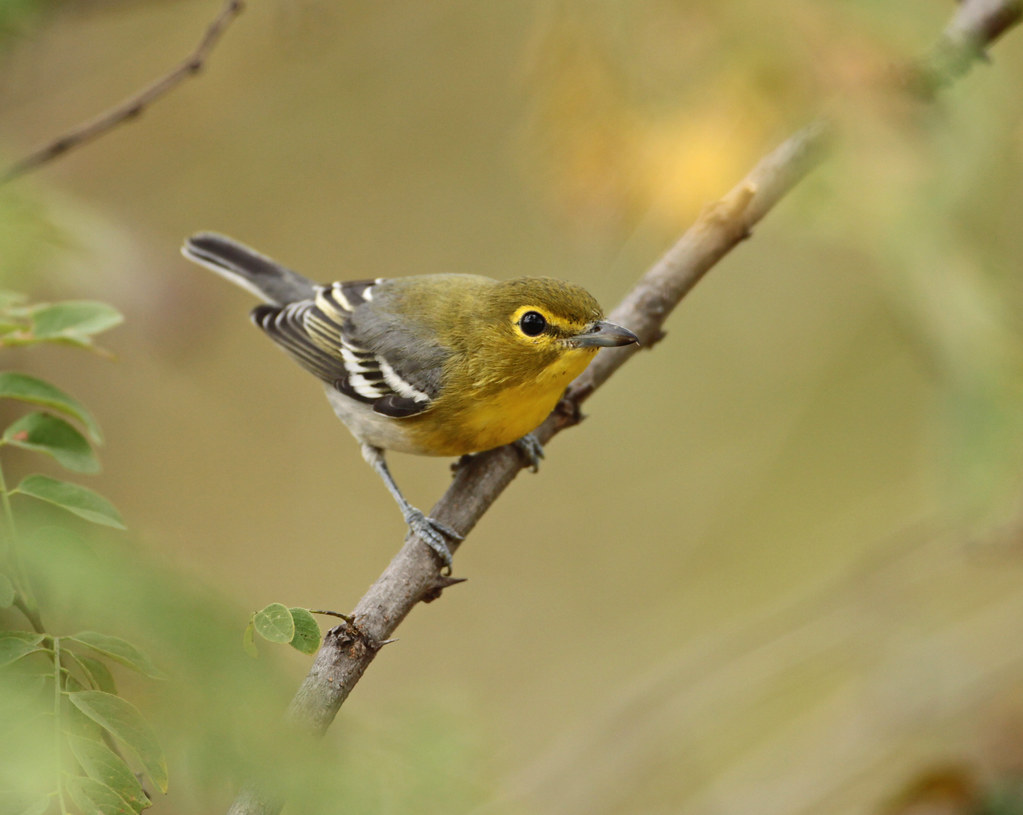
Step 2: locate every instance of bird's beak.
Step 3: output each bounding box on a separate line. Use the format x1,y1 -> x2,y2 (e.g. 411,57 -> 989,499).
569,320 -> 640,348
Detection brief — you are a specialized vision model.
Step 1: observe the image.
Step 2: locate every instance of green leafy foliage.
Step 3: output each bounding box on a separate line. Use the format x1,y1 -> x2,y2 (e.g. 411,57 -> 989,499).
0,289 -> 166,814
0,372 -> 102,442
0,631 -> 44,666
5,516 -> 494,815
13,475 -> 125,529
0,296 -> 123,353
288,608 -> 322,655
72,655 -> 118,695
68,691 -> 168,793
242,619 -> 258,658
4,412 -> 99,473
0,296 -> 122,536
68,632 -> 165,680
67,735 -> 151,813
253,603 -> 294,643
66,774 -> 138,815
29,301 -> 123,344
246,604 -> 322,656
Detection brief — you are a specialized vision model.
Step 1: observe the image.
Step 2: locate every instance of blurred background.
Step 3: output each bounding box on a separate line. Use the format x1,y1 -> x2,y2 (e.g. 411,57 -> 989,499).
2,1 -> 1023,813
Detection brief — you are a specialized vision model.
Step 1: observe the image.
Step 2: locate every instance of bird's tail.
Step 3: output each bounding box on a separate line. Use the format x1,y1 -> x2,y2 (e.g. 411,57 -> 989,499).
181,232 -> 317,305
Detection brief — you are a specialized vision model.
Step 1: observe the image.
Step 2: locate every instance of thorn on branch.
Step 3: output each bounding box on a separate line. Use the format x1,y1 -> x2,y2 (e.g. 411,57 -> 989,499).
646,328 -> 668,348
450,453 -> 473,474
556,391 -> 588,425
422,574 -> 468,603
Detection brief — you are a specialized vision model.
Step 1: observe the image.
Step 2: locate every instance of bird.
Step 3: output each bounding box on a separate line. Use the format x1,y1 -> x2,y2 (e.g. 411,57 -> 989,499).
181,233 -> 638,566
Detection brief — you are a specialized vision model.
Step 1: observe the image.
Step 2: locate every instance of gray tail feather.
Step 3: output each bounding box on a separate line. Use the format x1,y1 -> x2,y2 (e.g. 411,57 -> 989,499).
181,232 -> 317,305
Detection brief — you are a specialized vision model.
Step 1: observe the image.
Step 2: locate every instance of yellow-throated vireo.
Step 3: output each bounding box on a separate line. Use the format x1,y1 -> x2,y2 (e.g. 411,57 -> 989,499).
182,233 -> 638,566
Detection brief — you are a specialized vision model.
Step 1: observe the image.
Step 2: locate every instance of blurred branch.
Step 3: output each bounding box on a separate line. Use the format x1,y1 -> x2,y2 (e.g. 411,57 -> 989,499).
903,0 -> 1022,97
226,1 -> 1022,813
0,0 -> 244,186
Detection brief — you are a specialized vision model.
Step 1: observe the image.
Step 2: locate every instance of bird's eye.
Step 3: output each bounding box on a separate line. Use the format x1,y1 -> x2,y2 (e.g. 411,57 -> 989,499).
518,311 -> 547,337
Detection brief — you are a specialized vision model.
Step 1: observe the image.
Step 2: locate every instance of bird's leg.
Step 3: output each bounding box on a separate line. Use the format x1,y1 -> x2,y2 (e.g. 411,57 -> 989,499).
360,444 -> 463,567
512,433 -> 545,473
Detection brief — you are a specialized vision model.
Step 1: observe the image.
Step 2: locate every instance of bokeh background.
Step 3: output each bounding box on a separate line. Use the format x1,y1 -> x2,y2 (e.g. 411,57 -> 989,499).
3,1 -> 1023,813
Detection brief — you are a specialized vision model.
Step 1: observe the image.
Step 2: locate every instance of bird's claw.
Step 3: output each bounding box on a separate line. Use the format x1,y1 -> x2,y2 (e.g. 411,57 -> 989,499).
404,508 -> 462,568
513,433 -> 545,473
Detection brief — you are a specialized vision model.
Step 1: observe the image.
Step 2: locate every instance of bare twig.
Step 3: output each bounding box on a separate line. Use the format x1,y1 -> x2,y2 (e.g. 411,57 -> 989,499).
903,0 -> 1022,97
0,0 -> 245,185
226,2 -> 1021,813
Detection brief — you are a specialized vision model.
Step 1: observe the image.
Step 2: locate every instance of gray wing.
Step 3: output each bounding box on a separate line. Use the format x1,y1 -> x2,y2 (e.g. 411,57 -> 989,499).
252,280 -> 446,418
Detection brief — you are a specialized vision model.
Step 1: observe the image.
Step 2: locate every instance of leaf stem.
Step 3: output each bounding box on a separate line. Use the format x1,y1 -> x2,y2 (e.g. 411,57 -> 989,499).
53,636 -> 68,814
0,455 -> 43,632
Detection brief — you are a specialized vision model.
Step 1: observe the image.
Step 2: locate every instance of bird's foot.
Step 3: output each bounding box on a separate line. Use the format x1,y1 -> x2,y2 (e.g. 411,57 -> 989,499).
404,507 -> 463,569
513,433 -> 545,473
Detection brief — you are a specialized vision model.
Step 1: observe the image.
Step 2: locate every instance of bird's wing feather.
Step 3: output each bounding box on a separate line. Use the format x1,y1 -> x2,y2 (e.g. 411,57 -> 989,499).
252,280 -> 444,418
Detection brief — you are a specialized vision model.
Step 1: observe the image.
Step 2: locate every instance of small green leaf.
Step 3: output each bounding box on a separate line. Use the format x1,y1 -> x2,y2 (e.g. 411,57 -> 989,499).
63,690 -> 106,742
4,412 -> 99,473
14,474 -> 124,529
288,608 -> 321,655
0,372 -> 102,442
253,603 -> 294,643
69,735 -> 150,812
30,300 -> 123,341
0,631 -> 45,666
242,620 -> 258,658
0,573 -> 15,608
66,774 -> 137,815
71,653 -> 118,694
68,690 -> 168,793
69,632 -> 165,680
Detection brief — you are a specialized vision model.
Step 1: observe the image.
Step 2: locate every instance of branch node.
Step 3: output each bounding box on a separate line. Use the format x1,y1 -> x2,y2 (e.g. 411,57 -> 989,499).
706,181 -> 757,237
324,615 -> 388,655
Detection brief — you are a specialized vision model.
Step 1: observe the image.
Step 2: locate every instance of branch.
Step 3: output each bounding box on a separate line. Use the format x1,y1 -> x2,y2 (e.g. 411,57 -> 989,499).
903,0 -> 1023,96
0,0 -> 245,186
227,2 -> 1021,813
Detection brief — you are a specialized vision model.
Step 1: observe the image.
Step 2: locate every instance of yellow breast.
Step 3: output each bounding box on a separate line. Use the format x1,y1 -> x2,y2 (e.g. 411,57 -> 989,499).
406,347 -> 596,456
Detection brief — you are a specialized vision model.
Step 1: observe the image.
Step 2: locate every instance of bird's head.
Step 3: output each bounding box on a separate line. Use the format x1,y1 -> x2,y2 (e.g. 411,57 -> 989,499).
489,277 -> 638,355
453,277 -> 638,392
